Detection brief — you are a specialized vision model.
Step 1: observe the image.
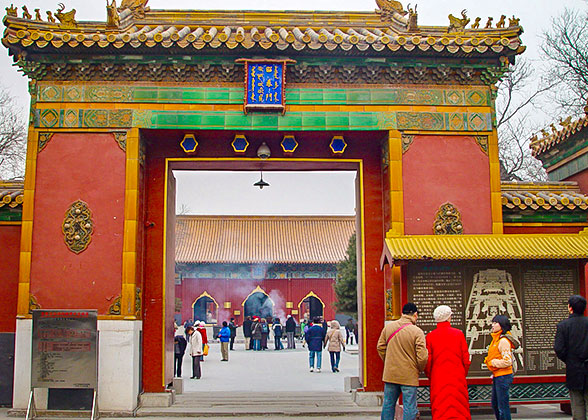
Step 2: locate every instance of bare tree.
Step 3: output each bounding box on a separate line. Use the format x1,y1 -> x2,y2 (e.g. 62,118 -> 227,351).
177,203 -> 191,215
0,86 -> 27,179
495,58 -> 553,181
542,7 -> 588,115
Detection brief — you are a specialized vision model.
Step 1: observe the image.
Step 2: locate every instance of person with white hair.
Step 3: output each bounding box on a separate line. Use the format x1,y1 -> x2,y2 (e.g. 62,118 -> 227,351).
425,305 -> 471,419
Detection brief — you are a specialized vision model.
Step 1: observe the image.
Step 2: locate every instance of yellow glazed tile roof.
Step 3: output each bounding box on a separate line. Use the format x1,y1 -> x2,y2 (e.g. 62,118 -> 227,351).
0,180 -> 24,209
501,181 -> 588,212
383,232 -> 588,262
176,215 -> 355,264
2,6 -> 525,57
530,111 -> 588,157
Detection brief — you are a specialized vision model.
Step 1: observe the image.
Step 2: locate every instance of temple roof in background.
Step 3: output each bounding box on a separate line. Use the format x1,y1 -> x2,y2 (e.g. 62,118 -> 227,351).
501,181 -> 588,212
2,3 -> 524,59
530,108 -> 588,157
175,215 -> 356,264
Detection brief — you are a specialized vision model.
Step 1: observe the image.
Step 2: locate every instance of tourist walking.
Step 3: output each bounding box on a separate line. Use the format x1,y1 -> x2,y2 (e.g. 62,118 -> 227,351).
376,302 -> 428,420
272,318 -> 284,350
324,320 -> 345,372
485,314 -> 519,420
196,321 -> 208,361
306,317 -> 327,372
174,327 -> 187,378
555,295 -> 588,420
243,316 -> 253,350
286,315 -> 296,349
251,316 -> 262,351
229,318 -> 238,351
218,321 -> 231,361
186,326 -> 202,379
260,318 -> 270,350
345,319 -> 355,345
301,318 -> 308,347
425,305 -> 471,419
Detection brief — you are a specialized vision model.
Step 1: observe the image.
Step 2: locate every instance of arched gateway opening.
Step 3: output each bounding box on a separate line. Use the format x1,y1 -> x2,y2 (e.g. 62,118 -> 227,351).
142,129 -> 385,395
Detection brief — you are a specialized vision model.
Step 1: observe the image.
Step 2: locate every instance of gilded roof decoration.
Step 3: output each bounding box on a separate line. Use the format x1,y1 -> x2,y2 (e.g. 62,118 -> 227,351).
530,106 -> 588,157
501,181 -> 588,212
1,4 -> 524,59
175,215 -> 355,264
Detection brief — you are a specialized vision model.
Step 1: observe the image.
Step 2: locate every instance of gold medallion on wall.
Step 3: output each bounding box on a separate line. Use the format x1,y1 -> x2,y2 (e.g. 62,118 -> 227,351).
433,202 -> 464,234
62,200 -> 94,253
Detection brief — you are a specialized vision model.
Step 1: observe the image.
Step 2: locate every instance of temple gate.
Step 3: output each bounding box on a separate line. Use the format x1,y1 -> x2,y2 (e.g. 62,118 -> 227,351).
2,0 -> 588,412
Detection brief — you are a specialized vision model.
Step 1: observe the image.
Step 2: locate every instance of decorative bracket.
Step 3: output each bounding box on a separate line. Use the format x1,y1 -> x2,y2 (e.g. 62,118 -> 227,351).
401,134 -> 414,154
109,295 -> 121,315
114,131 -> 127,152
433,202 -> 464,234
62,200 -> 94,254
38,132 -> 54,152
474,136 -> 489,155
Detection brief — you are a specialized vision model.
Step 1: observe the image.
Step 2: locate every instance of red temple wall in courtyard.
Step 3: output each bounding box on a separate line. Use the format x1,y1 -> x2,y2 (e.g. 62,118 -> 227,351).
0,225 -> 20,332
30,133 -> 125,313
402,135 -> 493,235
564,171 -> 588,196
176,277 -> 337,324
143,129 -> 385,392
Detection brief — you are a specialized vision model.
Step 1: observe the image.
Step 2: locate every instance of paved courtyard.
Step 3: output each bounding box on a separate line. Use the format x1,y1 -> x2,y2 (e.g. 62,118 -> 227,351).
180,341 -> 359,392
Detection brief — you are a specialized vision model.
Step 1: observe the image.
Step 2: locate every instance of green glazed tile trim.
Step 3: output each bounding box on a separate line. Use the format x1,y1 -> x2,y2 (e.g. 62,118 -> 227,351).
502,212 -> 588,223
33,108 -> 492,131
36,83 -> 491,107
547,152 -> 588,182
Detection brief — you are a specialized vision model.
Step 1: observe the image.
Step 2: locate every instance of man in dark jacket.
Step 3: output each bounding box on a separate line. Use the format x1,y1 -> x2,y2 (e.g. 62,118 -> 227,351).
243,316 -> 252,350
305,317 -> 327,372
555,294 -> 588,419
229,318 -> 238,350
285,315 -> 296,349
174,331 -> 188,377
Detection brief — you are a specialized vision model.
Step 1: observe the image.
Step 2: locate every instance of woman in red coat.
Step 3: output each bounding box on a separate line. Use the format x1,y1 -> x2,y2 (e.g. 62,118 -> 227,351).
425,305 -> 471,419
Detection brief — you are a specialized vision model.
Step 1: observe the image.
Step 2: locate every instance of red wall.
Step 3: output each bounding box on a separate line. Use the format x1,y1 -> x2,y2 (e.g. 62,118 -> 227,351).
30,133 -> 125,313
564,170 -> 588,195
0,225 -> 20,332
176,277 -> 337,324
143,129 -> 385,392
402,135 -> 492,235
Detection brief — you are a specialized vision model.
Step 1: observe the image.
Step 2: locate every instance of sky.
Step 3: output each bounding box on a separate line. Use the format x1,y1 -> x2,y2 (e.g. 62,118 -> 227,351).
0,0 -> 585,214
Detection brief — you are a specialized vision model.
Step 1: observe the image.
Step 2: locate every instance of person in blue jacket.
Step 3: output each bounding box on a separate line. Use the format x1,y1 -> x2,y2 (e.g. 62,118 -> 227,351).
305,317 -> 327,372
218,321 -> 231,361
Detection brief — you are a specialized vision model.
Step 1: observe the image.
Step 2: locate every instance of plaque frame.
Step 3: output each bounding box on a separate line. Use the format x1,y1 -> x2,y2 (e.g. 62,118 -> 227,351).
236,58 -> 295,115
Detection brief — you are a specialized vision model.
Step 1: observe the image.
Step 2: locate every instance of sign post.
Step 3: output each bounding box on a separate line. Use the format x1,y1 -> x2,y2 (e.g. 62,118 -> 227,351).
28,310 -> 99,419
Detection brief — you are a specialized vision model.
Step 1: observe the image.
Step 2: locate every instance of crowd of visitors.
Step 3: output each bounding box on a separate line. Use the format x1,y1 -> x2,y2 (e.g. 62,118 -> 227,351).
173,314 -> 357,380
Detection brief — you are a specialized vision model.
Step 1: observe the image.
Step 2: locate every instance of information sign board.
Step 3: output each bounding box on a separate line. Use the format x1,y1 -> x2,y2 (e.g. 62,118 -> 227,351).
31,310 -> 98,389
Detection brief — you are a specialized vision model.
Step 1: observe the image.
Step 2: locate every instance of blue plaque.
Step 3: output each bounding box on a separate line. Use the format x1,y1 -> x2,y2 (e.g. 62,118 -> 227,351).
241,60 -> 290,114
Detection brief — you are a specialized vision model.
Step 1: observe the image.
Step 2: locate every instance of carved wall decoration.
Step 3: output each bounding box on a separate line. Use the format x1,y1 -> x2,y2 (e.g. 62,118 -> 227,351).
433,202 -> 464,234
17,58 -> 505,86
114,131 -> 127,151
475,136 -> 489,155
135,287 -> 142,316
38,132 -> 54,152
62,200 -> 94,254
29,294 -> 41,313
109,295 -> 122,315
401,134 -> 414,153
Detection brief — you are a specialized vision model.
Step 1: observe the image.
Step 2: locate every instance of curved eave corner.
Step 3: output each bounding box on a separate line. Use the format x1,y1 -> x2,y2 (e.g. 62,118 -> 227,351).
381,230 -> 588,267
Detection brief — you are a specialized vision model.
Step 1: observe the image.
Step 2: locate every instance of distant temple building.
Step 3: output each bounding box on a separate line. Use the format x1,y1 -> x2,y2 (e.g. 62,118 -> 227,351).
174,215 -> 355,325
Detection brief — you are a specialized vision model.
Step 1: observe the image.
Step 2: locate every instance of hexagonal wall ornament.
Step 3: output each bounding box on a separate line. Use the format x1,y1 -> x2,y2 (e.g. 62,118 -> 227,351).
281,135 -> 298,153
231,134 -> 249,153
329,136 -> 347,154
180,134 -> 198,153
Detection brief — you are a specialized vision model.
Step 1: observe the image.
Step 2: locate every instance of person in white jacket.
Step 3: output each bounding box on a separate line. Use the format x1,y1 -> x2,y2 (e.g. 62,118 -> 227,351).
187,326 -> 203,379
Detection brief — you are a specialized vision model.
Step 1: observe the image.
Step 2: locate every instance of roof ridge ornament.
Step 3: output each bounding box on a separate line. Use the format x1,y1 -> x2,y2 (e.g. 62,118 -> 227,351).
447,9 -> 469,33
107,0 -> 120,28
55,3 -> 77,30
118,0 -> 150,19
375,0 -> 407,22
